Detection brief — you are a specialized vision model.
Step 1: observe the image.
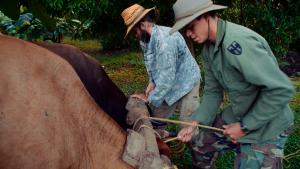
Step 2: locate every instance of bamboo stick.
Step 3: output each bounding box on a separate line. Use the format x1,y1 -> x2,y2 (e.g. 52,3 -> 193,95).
163,137 -> 178,143
148,117 -> 224,132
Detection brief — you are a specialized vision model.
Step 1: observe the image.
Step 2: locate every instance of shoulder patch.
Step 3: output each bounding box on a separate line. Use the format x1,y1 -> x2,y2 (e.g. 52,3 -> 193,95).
227,41 -> 242,55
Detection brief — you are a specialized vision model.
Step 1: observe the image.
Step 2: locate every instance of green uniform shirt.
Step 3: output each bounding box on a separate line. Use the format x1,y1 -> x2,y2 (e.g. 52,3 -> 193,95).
191,19 -> 295,143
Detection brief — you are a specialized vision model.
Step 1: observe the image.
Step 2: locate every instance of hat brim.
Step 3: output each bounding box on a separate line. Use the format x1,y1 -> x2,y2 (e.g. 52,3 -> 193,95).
170,5 -> 227,34
125,7 -> 155,38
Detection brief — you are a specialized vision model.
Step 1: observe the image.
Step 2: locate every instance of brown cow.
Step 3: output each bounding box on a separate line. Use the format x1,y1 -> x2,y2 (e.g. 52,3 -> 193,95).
0,35 -> 132,169
35,42 -> 171,160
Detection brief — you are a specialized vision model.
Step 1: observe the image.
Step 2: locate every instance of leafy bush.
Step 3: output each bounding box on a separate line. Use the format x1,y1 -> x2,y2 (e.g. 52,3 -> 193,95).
243,0 -> 300,59
55,18 -> 94,40
0,11 -> 49,41
2,0 -> 299,58
0,10 -> 16,34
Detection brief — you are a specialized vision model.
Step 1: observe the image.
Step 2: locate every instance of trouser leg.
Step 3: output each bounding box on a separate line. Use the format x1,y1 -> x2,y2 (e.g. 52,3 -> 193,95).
190,114 -> 292,169
150,81 -> 200,136
235,126 -> 292,169
150,80 -> 200,122
179,81 -> 200,123
190,115 -> 237,169
150,101 -> 177,119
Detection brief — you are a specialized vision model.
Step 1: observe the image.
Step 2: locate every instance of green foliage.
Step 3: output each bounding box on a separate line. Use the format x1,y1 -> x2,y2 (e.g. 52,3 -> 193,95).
0,0 -> 19,20
55,18 -> 94,40
0,10 -> 16,34
125,0 -> 300,58
244,0 -> 300,59
0,11 -> 50,41
220,0 -> 300,59
1,0 -> 300,55
25,0 -> 57,31
36,0 -> 132,49
140,0 -> 177,26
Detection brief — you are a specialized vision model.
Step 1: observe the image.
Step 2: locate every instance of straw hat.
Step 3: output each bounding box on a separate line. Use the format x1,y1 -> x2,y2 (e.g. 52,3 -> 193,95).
121,4 -> 155,38
170,0 -> 227,34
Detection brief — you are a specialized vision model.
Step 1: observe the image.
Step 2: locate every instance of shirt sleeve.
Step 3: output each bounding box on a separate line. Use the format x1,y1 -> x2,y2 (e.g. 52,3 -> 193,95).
145,62 -> 154,83
191,53 -> 224,125
148,39 -> 177,107
226,38 -> 295,131
141,40 -> 155,84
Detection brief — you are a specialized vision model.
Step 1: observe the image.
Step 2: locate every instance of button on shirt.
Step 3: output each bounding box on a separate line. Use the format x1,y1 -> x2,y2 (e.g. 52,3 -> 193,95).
140,24 -> 201,107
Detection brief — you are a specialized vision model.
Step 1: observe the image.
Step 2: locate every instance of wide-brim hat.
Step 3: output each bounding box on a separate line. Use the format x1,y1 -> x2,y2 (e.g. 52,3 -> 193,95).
170,0 -> 227,34
121,4 -> 155,38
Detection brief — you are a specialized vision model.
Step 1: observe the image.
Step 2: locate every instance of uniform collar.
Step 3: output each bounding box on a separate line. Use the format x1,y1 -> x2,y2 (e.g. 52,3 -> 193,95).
213,18 -> 226,53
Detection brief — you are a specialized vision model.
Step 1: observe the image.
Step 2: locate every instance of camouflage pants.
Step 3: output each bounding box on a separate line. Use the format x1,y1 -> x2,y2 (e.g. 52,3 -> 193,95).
190,116 -> 292,169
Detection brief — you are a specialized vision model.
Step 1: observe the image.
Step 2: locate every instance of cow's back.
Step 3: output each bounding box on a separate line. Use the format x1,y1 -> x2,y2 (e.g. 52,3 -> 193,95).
35,42 -> 129,129
0,35 -> 132,169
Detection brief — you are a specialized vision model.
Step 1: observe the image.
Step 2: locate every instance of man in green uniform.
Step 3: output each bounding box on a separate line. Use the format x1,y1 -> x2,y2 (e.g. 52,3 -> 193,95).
170,0 -> 295,168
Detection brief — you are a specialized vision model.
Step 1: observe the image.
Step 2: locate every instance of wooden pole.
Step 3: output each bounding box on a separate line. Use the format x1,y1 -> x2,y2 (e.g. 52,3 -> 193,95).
148,117 -> 224,132
163,137 -> 178,143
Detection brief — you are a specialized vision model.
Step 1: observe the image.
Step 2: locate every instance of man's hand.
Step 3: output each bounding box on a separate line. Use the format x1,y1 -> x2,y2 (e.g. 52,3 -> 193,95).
131,93 -> 148,103
177,121 -> 198,142
145,82 -> 155,97
223,123 -> 246,144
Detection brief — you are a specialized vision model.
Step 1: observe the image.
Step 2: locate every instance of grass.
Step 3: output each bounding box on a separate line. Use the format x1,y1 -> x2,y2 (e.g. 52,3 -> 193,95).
64,38 -> 300,169
284,78 -> 300,169
63,36 -> 102,57
95,52 -> 148,95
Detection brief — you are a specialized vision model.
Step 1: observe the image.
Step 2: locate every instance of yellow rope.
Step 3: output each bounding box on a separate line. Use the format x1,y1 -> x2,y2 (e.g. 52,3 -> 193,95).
170,140 -> 183,149
284,149 -> 300,160
283,150 -> 300,169
170,141 -> 186,154
137,124 -> 162,139
132,116 -> 147,131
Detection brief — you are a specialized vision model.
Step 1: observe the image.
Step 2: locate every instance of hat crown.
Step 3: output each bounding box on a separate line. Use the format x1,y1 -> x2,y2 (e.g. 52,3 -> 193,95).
173,0 -> 213,20
121,4 -> 145,26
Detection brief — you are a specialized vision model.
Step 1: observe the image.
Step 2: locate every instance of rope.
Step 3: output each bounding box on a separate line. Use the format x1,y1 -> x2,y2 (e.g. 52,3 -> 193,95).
132,116 -> 163,138
170,141 -> 186,154
137,124 -> 161,139
132,116 -> 147,131
284,149 -> 300,160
